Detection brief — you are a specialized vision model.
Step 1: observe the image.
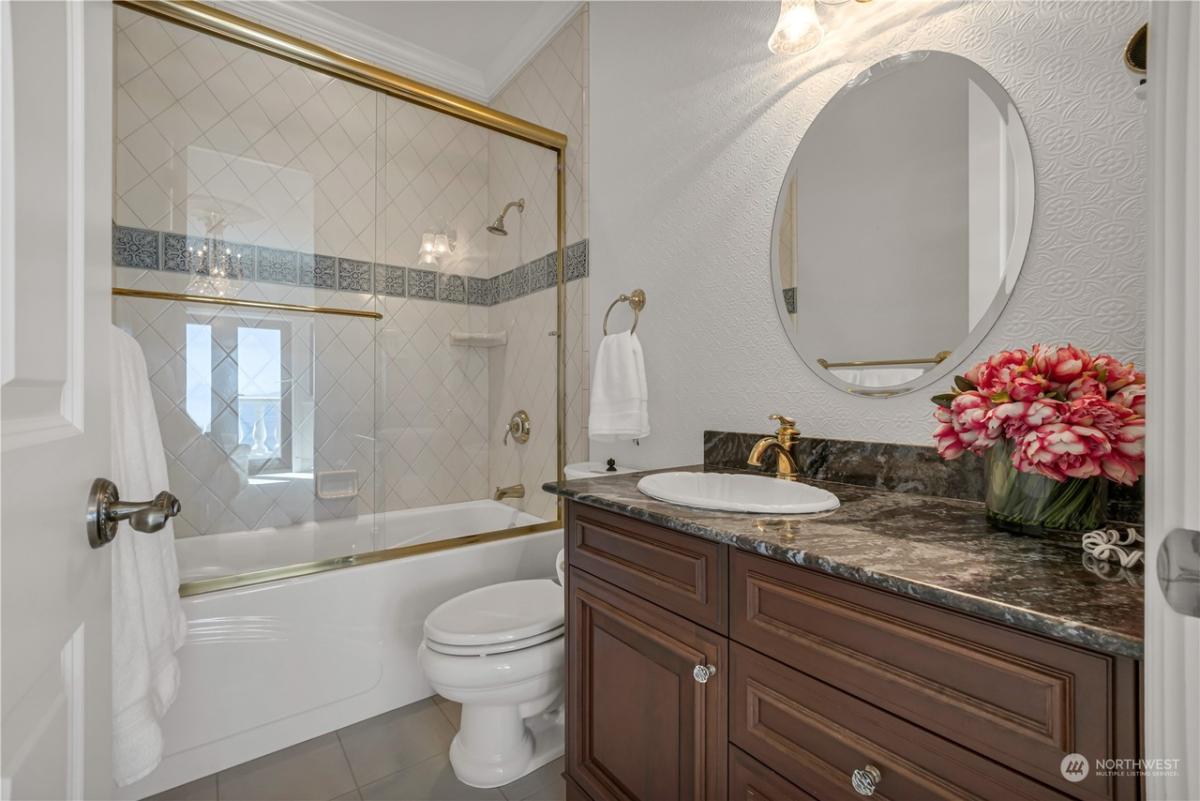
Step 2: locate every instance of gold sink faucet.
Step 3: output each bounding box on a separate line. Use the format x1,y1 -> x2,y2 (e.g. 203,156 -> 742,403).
747,414 -> 801,481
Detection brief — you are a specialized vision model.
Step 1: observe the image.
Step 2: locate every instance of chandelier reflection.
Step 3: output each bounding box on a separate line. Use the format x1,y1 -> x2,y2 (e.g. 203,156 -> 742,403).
185,240 -> 244,297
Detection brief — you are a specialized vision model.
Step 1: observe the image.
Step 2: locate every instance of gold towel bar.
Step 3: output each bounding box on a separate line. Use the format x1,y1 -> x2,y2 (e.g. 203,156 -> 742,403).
111,287 -> 383,320
818,350 -> 952,369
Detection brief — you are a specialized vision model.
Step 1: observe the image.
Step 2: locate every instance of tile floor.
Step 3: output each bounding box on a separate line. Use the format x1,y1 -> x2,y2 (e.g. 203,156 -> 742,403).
147,697 -> 566,801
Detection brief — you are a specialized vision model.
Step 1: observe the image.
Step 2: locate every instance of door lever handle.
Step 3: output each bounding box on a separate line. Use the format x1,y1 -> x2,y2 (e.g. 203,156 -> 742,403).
1157,527 -> 1200,618
86,477 -> 181,549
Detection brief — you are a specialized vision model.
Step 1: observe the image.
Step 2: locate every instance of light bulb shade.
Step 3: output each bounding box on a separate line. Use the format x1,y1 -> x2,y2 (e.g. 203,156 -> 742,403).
768,0 -> 823,54
433,233 -> 451,256
420,232 -> 436,254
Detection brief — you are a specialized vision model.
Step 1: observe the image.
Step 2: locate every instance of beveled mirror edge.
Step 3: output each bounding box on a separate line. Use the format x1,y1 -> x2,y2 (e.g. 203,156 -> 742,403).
770,50 -> 1037,398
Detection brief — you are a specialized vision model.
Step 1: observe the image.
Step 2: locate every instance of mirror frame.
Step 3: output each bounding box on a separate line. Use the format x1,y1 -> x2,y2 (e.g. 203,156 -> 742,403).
770,50 -> 1036,398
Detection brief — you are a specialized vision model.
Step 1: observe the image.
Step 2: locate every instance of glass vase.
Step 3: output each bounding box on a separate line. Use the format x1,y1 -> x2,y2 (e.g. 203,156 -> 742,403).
984,440 -> 1108,536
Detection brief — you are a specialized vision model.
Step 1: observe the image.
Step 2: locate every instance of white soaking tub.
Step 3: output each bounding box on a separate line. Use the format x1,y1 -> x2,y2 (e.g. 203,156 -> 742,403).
121,501 -> 562,800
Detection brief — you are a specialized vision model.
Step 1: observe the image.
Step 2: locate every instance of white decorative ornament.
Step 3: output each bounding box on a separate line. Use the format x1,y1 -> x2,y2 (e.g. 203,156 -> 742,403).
1081,527 -> 1145,568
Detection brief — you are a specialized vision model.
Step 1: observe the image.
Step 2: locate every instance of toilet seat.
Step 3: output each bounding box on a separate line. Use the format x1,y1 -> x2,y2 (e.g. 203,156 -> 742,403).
423,579 -> 563,656
424,625 -> 564,656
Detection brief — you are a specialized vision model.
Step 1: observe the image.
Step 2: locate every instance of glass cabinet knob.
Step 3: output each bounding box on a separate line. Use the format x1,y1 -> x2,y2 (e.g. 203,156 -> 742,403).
851,765 -> 882,796
692,664 -> 716,684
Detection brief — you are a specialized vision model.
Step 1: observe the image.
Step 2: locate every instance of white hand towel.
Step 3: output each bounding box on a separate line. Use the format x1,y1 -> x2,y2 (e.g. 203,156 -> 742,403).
110,325 -> 188,787
588,331 -> 649,441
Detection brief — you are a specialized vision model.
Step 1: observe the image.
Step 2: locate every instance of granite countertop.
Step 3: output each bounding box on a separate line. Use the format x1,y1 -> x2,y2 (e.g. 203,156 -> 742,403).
544,467 -> 1144,659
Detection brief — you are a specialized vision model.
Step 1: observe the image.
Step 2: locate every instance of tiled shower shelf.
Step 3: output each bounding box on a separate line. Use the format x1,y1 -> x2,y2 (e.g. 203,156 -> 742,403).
113,223 -> 588,306
449,331 -> 508,347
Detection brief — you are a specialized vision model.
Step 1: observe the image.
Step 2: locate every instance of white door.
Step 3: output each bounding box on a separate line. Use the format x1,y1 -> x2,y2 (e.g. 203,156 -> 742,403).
1145,3 -> 1200,800
1,1 -> 115,798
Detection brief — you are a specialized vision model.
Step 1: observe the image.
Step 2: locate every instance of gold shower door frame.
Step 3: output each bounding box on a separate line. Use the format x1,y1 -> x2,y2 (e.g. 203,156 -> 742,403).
117,1 -> 569,596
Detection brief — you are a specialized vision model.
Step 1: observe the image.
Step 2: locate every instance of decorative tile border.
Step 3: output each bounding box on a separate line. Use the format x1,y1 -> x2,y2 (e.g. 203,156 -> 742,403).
112,223 -> 588,306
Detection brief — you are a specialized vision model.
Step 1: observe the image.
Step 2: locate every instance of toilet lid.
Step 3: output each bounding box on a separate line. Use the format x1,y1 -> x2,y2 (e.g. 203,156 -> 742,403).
424,579 -> 564,648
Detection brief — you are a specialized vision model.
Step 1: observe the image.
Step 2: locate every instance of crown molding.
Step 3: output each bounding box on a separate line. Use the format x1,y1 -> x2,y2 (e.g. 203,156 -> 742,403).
212,1 -> 583,105
484,2 -> 582,100
214,0 -> 489,101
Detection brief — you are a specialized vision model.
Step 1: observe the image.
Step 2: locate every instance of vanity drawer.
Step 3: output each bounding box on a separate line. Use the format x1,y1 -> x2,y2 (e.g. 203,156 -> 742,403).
729,746 -> 817,801
730,551 -> 1139,801
567,503 -> 727,632
730,643 -> 1075,801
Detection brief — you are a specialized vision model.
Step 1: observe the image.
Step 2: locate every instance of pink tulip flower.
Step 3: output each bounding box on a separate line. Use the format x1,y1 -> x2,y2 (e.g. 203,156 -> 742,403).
1066,395 -> 1135,439
1112,383 -> 1146,417
1032,344 -> 1092,386
1015,423 -> 1111,482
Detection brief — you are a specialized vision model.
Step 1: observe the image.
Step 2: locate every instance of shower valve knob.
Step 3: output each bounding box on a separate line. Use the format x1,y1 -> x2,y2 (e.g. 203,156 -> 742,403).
86,477 -> 181,549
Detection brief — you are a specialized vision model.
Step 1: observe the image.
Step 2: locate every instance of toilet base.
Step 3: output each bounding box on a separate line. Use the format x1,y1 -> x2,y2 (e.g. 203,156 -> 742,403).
449,706 -> 565,789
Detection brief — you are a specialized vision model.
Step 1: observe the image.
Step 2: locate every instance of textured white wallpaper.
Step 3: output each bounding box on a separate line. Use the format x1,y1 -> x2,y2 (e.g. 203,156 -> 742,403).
589,0 -> 1147,468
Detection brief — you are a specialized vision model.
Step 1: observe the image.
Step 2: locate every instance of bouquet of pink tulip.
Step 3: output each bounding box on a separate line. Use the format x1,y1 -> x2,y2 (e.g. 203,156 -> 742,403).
931,345 -> 1144,535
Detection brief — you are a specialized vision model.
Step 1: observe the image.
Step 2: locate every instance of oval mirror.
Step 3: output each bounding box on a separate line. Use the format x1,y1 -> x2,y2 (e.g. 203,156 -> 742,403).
771,51 -> 1034,396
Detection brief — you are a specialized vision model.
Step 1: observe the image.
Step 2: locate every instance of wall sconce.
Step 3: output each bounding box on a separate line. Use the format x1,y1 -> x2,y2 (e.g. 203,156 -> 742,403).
418,229 -> 455,266
768,0 -> 869,55
768,0 -> 823,55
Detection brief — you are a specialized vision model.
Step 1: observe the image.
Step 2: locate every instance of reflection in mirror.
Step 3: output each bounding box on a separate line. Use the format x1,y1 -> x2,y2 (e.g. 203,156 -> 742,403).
772,51 -> 1034,395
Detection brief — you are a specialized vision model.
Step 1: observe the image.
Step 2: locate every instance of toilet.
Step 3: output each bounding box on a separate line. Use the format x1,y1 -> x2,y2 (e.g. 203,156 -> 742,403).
417,553 -> 568,788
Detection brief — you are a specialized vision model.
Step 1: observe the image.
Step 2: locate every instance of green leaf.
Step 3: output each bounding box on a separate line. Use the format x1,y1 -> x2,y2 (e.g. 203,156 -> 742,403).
990,391 -> 1011,404
931,393 -> 956,409
954,375 -> 976,392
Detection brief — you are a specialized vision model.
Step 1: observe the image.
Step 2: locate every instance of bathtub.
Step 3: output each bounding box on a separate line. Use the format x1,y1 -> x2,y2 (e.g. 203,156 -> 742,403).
122,501 -> 563,800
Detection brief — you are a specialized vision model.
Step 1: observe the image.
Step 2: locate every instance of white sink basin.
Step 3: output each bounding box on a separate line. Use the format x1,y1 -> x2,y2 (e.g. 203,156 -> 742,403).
636,471 -> 840,514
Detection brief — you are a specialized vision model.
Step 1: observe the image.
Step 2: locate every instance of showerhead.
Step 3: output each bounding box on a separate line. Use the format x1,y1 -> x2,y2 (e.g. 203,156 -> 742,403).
487,198 -> 525,236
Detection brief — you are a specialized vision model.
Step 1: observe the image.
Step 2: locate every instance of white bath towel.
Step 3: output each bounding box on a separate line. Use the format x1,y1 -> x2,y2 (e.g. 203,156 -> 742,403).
110,325 -> 188,787
588,331 -> 649,441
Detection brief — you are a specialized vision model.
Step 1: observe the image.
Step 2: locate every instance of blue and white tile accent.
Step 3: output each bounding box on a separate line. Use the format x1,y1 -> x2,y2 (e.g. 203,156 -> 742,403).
467,276 -> 492,306
112,224 -> 588,306
300,253 -> 337,289
407,268 -> 437,300
162,233 -> 202,273
437,273 -> 466,304
337,258 -> 372,292
256,246 -> 298,284
113,225 -> 160,270
565,240 -> 588,281
378,264 -> 406,297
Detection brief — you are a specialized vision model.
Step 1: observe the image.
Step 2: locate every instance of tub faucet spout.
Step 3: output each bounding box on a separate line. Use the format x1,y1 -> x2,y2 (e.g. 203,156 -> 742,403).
494,483 -> 525,501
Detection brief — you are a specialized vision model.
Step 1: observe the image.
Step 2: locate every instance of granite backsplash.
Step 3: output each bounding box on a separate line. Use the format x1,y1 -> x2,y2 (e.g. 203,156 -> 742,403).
703,431 -> 1143,524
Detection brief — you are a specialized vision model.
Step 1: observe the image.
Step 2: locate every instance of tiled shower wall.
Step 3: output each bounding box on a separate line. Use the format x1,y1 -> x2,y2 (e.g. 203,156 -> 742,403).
488,8 -> 591,521
112,6 -> 586,537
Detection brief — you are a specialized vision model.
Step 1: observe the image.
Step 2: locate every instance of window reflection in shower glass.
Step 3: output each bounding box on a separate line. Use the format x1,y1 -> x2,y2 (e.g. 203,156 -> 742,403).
236,327 -> 283,462
185,323 -> 213,433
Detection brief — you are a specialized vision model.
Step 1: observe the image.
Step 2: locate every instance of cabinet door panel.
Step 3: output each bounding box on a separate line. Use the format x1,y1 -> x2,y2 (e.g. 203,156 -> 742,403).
568,568 -> 727,801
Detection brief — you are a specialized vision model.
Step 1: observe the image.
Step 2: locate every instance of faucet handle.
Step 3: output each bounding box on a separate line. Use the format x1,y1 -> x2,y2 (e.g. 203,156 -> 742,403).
769,414 -> 799,446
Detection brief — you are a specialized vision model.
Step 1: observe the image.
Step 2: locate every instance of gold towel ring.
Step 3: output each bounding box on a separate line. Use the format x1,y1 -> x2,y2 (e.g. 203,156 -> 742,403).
602,289 -> 647,335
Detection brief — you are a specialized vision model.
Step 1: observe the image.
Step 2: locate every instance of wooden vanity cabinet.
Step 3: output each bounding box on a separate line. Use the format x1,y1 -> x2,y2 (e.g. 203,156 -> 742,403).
567,568 -> 727,801
564,501 -> 1142,801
